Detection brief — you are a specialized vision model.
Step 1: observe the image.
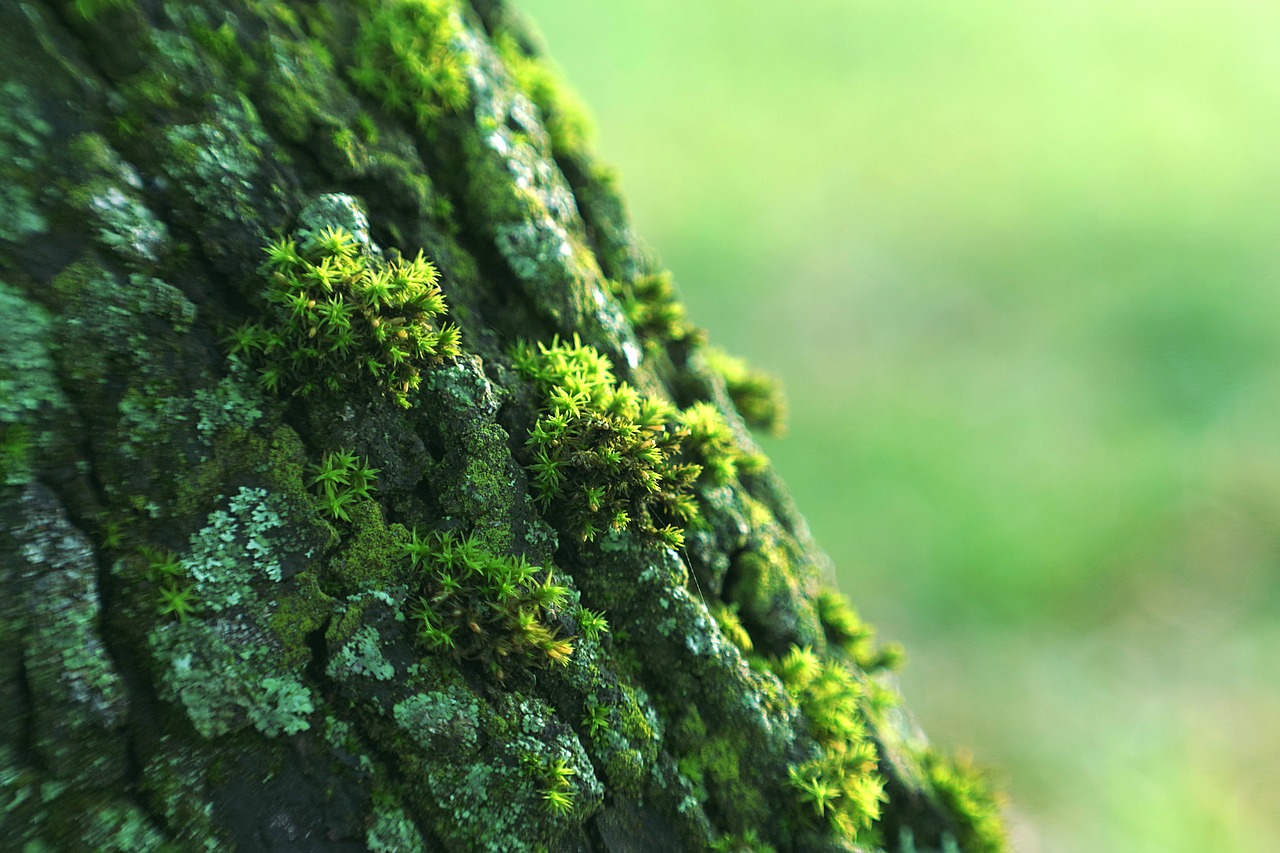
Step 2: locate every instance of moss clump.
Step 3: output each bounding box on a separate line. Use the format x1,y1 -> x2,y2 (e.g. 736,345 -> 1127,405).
677,401 -> 766,486
816,588 -> 904,672
513,335 -> 701,547
773,645 -> 887,844
349,0 -> 469,130
140,546 -> 200,623
228,226 -> 460,408
609,271 -> 702,347
705,347 -> 788,436
307,448 -> 380,525
404,529 -> 574,674
709,602 -> 754,654
528,754 -> 578,818
923,751 -> 1009,853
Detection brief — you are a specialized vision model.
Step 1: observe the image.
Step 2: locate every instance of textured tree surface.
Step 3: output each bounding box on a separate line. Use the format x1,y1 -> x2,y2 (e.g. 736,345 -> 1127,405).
0,2 -> 1007,851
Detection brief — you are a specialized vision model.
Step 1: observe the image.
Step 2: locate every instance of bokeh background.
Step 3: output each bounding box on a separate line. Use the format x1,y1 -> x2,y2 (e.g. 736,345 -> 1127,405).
514,1 -> 1280,850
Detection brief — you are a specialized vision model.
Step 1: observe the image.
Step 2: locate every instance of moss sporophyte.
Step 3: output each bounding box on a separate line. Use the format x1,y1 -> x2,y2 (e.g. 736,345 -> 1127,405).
227,226 -> 460,408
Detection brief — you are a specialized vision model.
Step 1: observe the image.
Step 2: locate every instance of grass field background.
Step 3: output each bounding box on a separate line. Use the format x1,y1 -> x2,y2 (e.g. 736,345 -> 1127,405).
515,2 -> 1280,849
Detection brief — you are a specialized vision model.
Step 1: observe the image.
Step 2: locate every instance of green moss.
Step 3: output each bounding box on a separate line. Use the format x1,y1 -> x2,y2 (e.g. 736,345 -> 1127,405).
678,401 -> 764,486
349,0 -> 469,130
324,498 -> 407,592
68,0 -> 133,22
723,495 -> 827,651
923,751 -> 1009,853
404,529 -> 575,672
514,335 -> 701,547
308,448 -> 380,524
709,602 -> 754,655
608,270 -> 703,347
816,588 -> 903,672
230,224 -> 460,407
770,645 -> 887,845
269,571 -> 332,671
704,348 -> 788,437
580,682 -> 659,797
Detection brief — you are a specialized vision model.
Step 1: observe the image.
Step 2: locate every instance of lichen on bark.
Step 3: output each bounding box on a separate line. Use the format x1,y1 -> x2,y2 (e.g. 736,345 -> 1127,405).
0,1 -> 1005,851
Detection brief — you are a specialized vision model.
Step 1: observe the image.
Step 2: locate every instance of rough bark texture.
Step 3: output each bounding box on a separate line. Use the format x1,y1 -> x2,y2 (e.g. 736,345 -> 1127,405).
0,2 -> 1006,851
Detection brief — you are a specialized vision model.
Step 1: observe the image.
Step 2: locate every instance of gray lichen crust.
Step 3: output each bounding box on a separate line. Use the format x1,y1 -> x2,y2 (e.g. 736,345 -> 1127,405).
0,1 -> 1006,852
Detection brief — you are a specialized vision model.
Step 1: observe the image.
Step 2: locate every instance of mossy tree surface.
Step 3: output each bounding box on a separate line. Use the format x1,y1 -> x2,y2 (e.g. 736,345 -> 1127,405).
0,2 -> 1005,852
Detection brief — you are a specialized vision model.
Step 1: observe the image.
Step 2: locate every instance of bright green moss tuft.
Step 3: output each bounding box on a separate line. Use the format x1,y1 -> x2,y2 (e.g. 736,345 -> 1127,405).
609,271 -> 702,347
709,601 -> 754,654
513,335 -> 701,547
924,750 -> 1009,853
528,754 -> 578,818
772,645 -> 888,844
142,548 -> 199,622
816,589 -> 904,672
229,226 -> 460,408
677,401 -> 764,486
404,529 -> 574,674
350,0 -> 469,130
308,448 -> 380,525
704,347 -> 788,437
709,828 -> 777,853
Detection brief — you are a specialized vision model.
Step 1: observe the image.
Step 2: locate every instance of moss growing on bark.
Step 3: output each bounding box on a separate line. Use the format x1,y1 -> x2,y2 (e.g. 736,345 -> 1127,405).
229,225 -> 461,407
0,1 -> 1006,849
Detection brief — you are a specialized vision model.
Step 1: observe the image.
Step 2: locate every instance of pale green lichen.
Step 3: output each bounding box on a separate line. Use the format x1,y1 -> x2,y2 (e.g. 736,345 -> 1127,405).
66,133 -> 172,267
147,488 -> 315,738
0,81 -> 51,245
296,192 -> 376,253
0,283 -> 69,486
328,624 -> 396,682
459,20 -> 640,365
393,686 -> 481,753
366,796 -> 428,853
160,93 -> 279,225
12,486 -> 128,785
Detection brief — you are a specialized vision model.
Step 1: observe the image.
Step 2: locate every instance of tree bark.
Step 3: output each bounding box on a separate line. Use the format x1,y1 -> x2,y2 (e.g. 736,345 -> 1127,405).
0,2 -> 1005,851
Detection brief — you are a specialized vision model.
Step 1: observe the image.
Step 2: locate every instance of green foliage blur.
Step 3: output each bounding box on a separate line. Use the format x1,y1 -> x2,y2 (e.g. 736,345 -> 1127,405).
518,1 -> 1280,850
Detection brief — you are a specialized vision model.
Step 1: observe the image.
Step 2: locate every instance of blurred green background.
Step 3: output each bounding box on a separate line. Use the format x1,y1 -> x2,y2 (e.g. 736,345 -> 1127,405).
515,1 -> 1280,850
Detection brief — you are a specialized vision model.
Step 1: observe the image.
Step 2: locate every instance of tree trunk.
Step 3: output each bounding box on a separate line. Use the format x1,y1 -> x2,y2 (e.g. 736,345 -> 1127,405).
0,1 -> 1005,851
